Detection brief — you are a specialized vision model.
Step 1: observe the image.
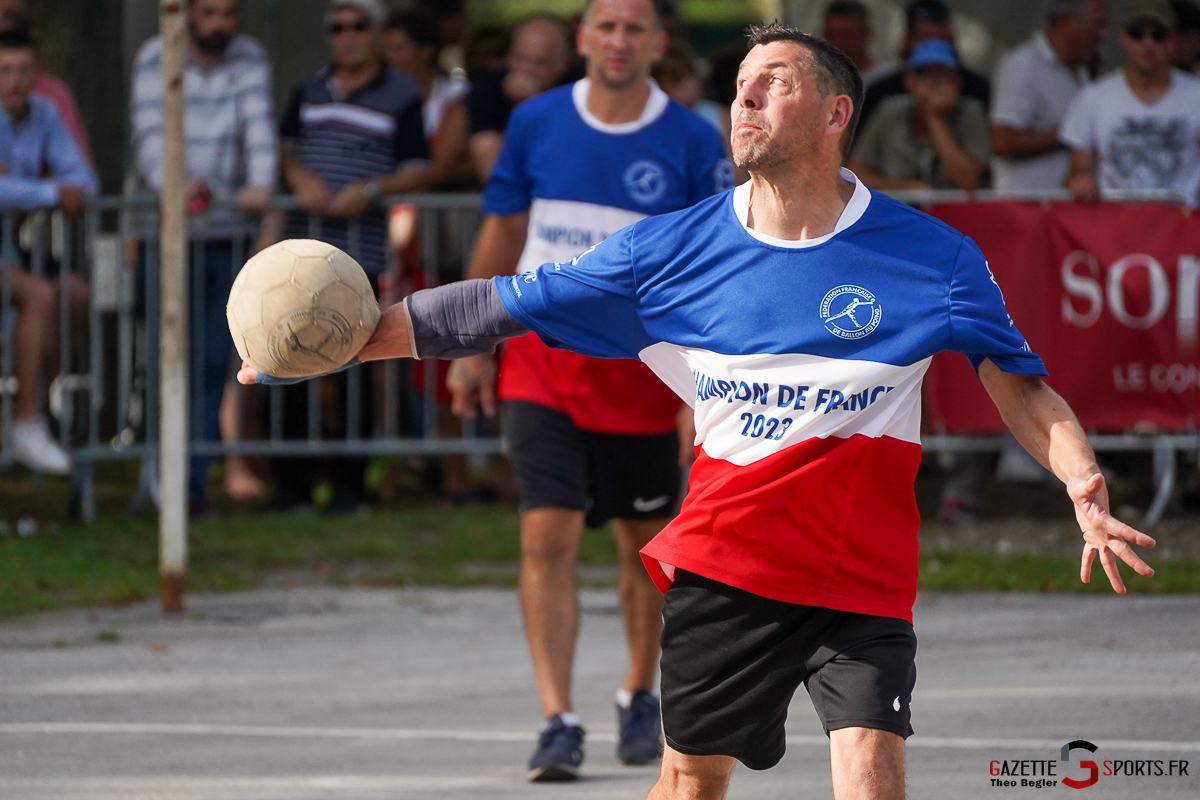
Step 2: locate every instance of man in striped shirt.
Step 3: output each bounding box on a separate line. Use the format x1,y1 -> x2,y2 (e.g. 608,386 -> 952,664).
278,0 -> 428,275
273,0 -> 428,512
131,0 -> 277,510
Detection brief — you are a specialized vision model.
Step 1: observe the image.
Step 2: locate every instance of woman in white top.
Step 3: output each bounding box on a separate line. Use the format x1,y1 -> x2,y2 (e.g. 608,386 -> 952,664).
383,10 -> 475,188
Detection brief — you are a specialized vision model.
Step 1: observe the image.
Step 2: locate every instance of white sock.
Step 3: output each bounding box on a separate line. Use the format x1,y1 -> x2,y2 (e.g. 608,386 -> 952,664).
615,689 -> 633,709
550,711 -> 581,728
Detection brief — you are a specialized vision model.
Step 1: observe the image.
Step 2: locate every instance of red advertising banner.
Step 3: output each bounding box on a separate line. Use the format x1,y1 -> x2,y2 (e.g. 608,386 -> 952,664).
923,201 -> 1200,433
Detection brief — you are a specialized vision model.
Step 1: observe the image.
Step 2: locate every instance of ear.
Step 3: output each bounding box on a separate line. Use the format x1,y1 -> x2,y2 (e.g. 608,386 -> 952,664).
576,19 -> 588,59
827,94 -> 853,137
651,28 -> 668,64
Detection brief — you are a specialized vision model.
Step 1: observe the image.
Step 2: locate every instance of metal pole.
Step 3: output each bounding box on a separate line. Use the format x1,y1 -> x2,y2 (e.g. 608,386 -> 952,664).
158,0 -> 188,613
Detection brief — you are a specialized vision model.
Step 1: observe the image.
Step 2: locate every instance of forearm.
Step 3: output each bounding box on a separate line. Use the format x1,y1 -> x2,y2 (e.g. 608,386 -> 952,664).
928,117 -> 984,190
357,278 -> 527,364
469,133 -> 502,183
405,278 -> 527,359
281,147 -> 320,191
1066,148 -> 1095,186
0,178 -> 61,210
845,161 -> 929,191
467,213 -> 527,280
982,365 -> 1098,483
989,126 -> 1062,159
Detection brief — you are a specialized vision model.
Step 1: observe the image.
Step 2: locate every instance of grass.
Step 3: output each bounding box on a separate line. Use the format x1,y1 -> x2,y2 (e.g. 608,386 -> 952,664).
1,501 -> 1198,620
0,504 -> 618,619
918,548 -> 1200,594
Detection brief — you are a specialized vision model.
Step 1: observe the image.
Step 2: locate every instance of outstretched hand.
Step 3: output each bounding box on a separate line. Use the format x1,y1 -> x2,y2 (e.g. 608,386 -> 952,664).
1070,471 -> 1155,593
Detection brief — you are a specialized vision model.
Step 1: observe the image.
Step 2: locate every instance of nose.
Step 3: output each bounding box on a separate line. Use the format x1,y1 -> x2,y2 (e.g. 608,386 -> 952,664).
737,81 -> 763,110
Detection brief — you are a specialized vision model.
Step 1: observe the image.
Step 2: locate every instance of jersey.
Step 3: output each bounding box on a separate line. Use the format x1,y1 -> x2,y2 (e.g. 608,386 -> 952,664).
495,170 -> 1046,622
483,79 -> 733,435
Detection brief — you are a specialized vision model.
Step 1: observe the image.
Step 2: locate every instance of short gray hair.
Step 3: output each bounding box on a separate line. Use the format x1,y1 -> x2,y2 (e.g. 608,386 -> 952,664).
1045,0 -> 1096,24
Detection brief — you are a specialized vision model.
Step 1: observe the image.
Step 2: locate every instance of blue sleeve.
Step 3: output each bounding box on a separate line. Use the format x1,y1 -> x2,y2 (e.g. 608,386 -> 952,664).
493,224 -> 655,359
0,176 -> 59,209
42,104 -> 98,197
481,105 -> 533,215
689,125 -> 734,205
948,236 -> 1047,375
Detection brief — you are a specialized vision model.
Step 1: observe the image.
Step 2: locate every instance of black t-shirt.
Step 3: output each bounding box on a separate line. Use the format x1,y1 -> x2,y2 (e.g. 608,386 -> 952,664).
466,65 -> 586,136
467,68 -> 512,136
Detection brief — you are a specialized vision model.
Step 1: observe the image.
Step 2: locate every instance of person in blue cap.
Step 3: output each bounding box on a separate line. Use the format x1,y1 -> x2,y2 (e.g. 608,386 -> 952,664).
847,37 -> 991,191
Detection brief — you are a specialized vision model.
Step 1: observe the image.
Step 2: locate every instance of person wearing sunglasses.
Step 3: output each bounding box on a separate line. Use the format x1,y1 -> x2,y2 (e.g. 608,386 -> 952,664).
274,0 -> 429,513
1061,0 -> 1200,203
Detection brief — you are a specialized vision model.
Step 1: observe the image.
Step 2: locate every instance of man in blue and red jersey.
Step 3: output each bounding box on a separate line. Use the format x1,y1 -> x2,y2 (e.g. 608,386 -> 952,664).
446,0 -> 730,781
243,20 -> 1154,800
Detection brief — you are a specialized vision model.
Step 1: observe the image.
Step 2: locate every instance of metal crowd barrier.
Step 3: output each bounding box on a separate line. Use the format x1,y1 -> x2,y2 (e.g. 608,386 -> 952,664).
0,191 -> 1194,525
0,194 -> 494,521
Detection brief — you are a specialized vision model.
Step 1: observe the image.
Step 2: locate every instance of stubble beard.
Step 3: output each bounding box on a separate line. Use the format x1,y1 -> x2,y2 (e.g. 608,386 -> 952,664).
732,132 -> 780,172
592,63 -> 643,92
732,113 -> 820,173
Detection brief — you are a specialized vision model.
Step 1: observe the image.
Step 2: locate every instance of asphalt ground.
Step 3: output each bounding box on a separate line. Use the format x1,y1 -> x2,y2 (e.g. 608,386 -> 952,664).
1,586 -> 1198,800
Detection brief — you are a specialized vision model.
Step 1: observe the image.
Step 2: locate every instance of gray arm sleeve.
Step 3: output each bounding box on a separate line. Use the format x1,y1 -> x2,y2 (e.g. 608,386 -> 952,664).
404,278 -> 528,360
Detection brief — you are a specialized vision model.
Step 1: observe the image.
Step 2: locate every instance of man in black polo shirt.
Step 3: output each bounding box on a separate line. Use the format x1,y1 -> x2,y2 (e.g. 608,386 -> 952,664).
466,14 -> 577,182
275,0 -> 427,511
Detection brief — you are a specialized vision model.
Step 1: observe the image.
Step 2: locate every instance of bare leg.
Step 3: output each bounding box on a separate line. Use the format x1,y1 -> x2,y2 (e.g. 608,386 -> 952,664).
646,743 -> 735,800
219,378 -> 266,501
8,270 -> 56,421
519,507 -> 585,718
612,517 -> 667,693
829,727 -> 906,800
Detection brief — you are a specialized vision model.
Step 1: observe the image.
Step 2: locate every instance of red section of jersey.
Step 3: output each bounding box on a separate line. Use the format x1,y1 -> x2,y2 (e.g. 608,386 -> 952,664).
498,332 -> 682,435
641,434 -> 922,622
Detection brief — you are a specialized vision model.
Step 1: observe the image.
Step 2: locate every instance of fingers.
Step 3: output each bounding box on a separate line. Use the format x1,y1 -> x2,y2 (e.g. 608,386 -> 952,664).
479,376 -> 498,419
1080,545 -> 1096,585
1098,545 -> 1126,595
1079,501 -> 1157,549
1105,537 -> 1155,578
446,376 -> 479,419
237,362 -> 259,385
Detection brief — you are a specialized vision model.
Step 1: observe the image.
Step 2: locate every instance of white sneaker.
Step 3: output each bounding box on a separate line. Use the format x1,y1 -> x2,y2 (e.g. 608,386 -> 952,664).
8,418 -> 72,475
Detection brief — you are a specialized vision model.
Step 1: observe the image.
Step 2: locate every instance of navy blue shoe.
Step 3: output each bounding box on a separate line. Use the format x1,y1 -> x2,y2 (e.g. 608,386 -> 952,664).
617,689 -> 663,765
528,714 -> 585,782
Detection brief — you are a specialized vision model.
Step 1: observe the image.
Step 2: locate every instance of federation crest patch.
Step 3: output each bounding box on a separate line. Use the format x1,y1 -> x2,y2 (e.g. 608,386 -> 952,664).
820,285 -> 882,340
624,160 -> 667,205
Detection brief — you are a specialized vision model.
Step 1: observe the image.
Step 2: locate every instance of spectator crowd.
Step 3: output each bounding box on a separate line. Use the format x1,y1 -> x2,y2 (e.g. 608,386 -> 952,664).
1,0 -> 1200,512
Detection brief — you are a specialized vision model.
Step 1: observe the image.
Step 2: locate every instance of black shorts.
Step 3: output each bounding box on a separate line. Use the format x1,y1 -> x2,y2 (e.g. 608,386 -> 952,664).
502,400 -> 681,527
659,570 -> 917,771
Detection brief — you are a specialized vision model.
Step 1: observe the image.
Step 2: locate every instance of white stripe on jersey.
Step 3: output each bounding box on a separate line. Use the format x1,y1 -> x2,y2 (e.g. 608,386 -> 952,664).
516,198 -> 648,274
638,343 -> 930,466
